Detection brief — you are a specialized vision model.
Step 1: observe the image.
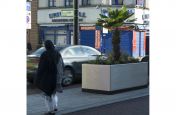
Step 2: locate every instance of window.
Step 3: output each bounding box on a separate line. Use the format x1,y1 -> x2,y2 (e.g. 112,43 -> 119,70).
112,0 -> 117,5
136,0 -> 145,7
71,47 -> 84,56
31,47 -> 45,56
82,47 -> 99,56
65,0 -> 73,7
45,30 -> 55,34
63,47 -> 84,57
64,49 -> 74,57
82,0 -> 90,6
48,0 -> 56,7
112,0 -> 123,5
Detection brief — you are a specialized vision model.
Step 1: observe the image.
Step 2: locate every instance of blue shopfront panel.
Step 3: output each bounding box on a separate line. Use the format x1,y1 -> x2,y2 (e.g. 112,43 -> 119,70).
101,30 -> 146,58
120,31 -> 133,56
101,30 -> 133,56
101,33 -> 112,54
80,30 -> 95,48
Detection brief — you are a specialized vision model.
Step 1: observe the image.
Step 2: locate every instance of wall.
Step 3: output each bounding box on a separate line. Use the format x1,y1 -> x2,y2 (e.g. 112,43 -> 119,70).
56,0 -> 65,7
37,6 -> 135,24
38,0 -> 48,8
88,0 -> 102,5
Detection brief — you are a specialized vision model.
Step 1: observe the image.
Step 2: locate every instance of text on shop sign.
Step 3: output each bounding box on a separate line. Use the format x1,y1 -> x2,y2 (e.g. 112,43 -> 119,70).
49,11 -> 86,18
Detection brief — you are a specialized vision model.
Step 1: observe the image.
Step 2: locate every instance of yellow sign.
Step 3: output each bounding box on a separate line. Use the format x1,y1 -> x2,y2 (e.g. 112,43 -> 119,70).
61,10 -> 74,17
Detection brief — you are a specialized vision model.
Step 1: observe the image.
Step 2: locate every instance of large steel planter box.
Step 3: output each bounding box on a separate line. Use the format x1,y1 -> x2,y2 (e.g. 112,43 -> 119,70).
82,62 -> 149,94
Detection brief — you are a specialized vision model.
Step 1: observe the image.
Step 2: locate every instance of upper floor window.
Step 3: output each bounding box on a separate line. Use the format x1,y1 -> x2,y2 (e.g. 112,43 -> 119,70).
112,0 -> 123,5
136,0 -> 145,7
65,0 -> 73,7
48,0 -> 56,7
82,0 -> 90,6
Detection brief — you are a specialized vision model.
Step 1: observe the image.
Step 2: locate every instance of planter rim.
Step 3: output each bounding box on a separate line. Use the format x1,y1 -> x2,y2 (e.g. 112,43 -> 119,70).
82,62 -> 148,66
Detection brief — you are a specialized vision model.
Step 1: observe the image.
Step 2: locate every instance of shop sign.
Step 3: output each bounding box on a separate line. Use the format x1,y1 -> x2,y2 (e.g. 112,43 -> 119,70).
26,2 -> 31,11
102,8 -> 134,17
142,14 -> 149,20
103,27 -> 108,33
142,13 -> 149,25
52,18 -> 83,22
128,9 -> 135,14
26,11 -> 31,28
49,12 -> 61,18
49,10 -> 86,18
26,2 -> 31,29
80,26 -> 95,30
61,10 -> 73,17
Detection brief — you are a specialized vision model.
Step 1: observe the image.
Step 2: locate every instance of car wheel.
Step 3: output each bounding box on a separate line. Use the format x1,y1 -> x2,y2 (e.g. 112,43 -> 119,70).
62,68 -> 74,86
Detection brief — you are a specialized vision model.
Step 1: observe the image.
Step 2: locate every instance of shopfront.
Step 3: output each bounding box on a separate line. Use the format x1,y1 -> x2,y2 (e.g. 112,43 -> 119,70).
37,7 -> 100,45
37,7 -> 148,48
39,25 -> 73,45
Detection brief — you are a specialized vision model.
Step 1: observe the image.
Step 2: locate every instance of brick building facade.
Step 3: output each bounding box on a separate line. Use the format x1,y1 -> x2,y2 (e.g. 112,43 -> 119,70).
27,0 -> 39,51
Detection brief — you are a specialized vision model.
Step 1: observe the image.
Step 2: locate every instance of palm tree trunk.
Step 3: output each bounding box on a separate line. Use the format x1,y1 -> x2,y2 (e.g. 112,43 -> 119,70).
112,30 -> 121,62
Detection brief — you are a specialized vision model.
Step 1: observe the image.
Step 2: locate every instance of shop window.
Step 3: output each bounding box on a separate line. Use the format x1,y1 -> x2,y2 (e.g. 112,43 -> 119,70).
82,0 -> 90,6
112,0 -> 123,5
45,30 -> 55,34
136,0 -> 145,7
56,30 -> 67,34
48,0 -> 56,7
56,36 -> 67,46
65,0 -> 73,7
45,35 -> 55,44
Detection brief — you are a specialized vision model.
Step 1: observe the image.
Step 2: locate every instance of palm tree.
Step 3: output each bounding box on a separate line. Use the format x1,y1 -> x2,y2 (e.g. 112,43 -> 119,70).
96,6 -> 135,62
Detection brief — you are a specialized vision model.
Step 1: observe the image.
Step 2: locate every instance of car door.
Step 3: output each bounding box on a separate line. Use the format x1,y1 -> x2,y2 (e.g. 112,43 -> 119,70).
62,46 -> 88,75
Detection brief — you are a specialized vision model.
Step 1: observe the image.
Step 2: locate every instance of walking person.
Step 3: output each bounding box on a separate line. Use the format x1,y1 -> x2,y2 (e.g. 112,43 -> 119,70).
35,40 -> 64,115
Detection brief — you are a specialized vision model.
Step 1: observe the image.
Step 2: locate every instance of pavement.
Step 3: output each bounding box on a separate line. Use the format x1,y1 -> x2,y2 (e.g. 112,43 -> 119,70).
27,86 -> 149,115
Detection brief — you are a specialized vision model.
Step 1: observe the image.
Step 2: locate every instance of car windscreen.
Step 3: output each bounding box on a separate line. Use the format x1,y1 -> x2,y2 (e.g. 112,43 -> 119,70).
56,47 -> 65,52
31,47 -> 45,56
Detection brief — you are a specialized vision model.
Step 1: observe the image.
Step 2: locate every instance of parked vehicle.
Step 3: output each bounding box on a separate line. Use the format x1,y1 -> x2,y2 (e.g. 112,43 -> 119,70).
141,55 -> 149,62
27,45 -> 105,86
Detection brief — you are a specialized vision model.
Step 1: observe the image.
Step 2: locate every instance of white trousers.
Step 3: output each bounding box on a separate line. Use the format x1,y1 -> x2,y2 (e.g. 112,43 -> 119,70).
43,92 -> 58,112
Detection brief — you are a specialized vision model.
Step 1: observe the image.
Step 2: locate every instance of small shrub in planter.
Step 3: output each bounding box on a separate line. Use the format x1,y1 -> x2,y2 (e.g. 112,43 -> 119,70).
88,53 -> 140,65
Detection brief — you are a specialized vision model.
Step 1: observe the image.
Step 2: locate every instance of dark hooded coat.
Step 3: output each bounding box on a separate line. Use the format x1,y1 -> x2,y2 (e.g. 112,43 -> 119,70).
35,40 -> 61,96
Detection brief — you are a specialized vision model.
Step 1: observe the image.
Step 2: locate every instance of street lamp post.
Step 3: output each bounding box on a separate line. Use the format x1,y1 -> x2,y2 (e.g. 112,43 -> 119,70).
73,0 -> 79,45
